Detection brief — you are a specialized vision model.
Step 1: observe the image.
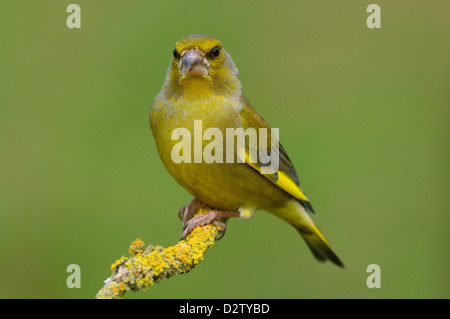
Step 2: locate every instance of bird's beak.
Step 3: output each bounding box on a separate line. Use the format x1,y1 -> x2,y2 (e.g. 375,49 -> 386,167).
180,49 -> 209,76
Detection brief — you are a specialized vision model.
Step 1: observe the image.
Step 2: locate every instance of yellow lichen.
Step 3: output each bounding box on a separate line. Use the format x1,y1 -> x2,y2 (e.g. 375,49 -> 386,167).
96,204 -> 222,299
128,237 -> 145,256
110,255 -> 127,271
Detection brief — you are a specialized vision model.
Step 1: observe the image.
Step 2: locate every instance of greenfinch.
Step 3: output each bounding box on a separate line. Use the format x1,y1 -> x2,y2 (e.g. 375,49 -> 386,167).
150,34 -> 344,267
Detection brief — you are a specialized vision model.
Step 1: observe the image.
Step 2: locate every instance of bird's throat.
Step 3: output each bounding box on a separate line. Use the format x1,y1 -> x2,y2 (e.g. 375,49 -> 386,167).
179,76 -> 215,100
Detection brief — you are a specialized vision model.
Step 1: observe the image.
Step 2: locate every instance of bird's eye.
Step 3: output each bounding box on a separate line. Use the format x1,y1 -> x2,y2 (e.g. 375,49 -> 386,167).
211,46 -> 220,58
173,49 -> 180,59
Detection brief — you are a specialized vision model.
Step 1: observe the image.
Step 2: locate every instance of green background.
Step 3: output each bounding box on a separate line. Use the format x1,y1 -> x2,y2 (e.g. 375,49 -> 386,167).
1,1 -> 448,299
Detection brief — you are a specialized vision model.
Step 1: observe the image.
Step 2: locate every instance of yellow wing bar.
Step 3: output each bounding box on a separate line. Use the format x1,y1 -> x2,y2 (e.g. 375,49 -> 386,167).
244,150 -> 309,203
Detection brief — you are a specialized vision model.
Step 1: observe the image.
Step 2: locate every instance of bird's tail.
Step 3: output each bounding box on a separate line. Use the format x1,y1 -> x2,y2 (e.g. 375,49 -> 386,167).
270,200 -> 344,268
296,208 -> 344,268
297,226 -> 344,268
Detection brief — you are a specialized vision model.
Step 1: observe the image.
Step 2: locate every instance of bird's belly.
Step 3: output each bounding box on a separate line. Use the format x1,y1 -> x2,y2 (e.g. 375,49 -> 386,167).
166,161 -> 290,211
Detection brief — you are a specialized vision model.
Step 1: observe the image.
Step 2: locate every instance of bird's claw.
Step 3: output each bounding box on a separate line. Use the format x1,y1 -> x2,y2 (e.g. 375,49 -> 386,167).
180,209 -> 240,241
178,198 -> 203,229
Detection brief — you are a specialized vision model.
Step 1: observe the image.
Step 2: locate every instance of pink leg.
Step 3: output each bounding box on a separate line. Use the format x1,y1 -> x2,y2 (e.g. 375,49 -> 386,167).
180,210 -> 240,240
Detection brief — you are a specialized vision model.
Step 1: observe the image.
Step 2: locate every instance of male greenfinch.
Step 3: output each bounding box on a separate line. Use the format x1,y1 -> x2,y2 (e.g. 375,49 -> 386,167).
150,34 -> 344,267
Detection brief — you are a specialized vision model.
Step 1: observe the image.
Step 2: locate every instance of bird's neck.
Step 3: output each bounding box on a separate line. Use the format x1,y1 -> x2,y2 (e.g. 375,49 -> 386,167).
164,76 -> 242,103
180,76 -> 216,100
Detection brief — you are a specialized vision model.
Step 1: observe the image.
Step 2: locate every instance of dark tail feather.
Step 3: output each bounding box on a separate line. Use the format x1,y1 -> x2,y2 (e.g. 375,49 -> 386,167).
297,226 -> 345,268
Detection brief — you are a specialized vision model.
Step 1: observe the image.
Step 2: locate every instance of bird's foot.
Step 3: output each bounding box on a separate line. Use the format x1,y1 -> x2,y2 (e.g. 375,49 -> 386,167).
178,198 -> 203,229
180,209 -> 240,241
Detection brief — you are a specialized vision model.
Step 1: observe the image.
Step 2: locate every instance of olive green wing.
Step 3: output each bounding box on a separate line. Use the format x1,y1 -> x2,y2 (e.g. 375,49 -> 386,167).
238,95 -> 314,213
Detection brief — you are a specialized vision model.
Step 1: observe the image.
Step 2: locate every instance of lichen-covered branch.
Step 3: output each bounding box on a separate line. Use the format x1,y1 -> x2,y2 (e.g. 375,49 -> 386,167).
95,206 -> 220,299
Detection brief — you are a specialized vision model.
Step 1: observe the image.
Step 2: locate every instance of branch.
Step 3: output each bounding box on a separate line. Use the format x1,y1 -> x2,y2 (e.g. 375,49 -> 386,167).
95,205 -> 220,299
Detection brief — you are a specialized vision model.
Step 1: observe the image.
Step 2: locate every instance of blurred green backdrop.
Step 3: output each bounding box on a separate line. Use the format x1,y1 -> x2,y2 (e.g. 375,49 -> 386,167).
1,1 -> 448,299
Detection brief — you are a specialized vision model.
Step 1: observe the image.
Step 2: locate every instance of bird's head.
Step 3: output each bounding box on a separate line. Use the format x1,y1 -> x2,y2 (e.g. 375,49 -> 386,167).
164,34 -> 241,98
